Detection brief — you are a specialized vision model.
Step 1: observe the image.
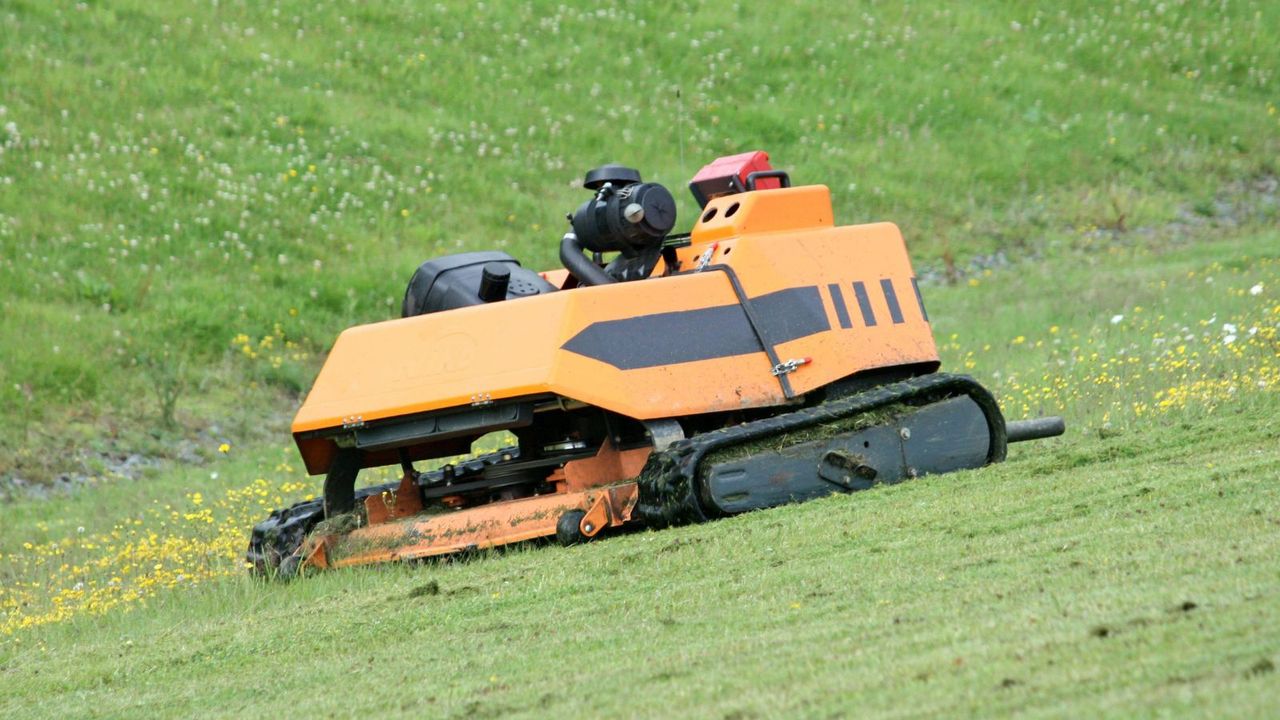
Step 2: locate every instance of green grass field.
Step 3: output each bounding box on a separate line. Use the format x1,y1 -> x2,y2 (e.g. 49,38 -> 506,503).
2,0 -> 1279,717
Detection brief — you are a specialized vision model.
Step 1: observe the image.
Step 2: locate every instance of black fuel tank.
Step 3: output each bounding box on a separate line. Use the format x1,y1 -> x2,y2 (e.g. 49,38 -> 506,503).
401,251 -> 556,317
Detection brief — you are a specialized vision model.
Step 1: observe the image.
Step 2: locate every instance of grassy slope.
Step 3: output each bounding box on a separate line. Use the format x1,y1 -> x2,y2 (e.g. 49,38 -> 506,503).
3,0 -> 1280,716
2,229 -> 1278,717
3,417 -> 1278,720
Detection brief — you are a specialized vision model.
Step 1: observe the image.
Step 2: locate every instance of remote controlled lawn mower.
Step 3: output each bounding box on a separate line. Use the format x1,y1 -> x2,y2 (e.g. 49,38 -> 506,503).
247,151 -> 1065,576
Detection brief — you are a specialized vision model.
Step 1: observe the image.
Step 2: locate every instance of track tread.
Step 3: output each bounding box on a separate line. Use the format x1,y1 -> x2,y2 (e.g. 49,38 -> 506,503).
634,373 -> 1007,527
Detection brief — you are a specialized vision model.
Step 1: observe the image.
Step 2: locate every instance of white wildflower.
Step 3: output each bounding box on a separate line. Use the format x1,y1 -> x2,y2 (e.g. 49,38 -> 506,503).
1110,314 -> 1124,324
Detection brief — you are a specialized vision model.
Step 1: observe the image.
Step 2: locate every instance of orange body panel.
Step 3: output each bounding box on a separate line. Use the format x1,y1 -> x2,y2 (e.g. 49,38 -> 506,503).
292,185 -> 937,475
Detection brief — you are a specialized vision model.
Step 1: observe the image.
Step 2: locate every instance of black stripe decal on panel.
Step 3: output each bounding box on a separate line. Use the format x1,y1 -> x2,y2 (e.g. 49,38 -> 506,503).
561,286 -> 831,370
880,278 -> 904,324
911,277 -> 929,322
851,281 -> 877,326
827,283 -> 853,329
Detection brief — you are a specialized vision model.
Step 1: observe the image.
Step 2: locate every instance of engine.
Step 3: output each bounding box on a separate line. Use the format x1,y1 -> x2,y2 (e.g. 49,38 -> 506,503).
560,164 -> 677,285
402,153 -> 786,316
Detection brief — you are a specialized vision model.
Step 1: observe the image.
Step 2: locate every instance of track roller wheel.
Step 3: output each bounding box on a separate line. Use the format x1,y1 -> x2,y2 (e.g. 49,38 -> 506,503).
555,510 -> 589,546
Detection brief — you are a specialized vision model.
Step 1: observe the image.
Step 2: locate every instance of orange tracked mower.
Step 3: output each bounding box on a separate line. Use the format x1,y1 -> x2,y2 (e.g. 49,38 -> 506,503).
247,151 -> 1064,576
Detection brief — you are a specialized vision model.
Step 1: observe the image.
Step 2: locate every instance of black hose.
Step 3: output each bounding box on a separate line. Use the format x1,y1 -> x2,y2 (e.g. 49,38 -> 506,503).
559,232 -> 615,286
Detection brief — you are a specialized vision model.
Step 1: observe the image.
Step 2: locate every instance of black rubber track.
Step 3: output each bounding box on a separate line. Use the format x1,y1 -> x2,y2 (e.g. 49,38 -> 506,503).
245,482 -> 395,578
633,373 -> 1007,528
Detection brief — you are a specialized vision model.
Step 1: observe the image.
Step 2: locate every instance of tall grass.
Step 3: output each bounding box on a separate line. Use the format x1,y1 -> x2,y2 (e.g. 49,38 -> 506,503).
2,0 -> 1279,472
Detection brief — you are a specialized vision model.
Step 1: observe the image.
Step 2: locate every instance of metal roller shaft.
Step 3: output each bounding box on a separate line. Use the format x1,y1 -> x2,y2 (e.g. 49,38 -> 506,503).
1006,416 -> 1066,443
